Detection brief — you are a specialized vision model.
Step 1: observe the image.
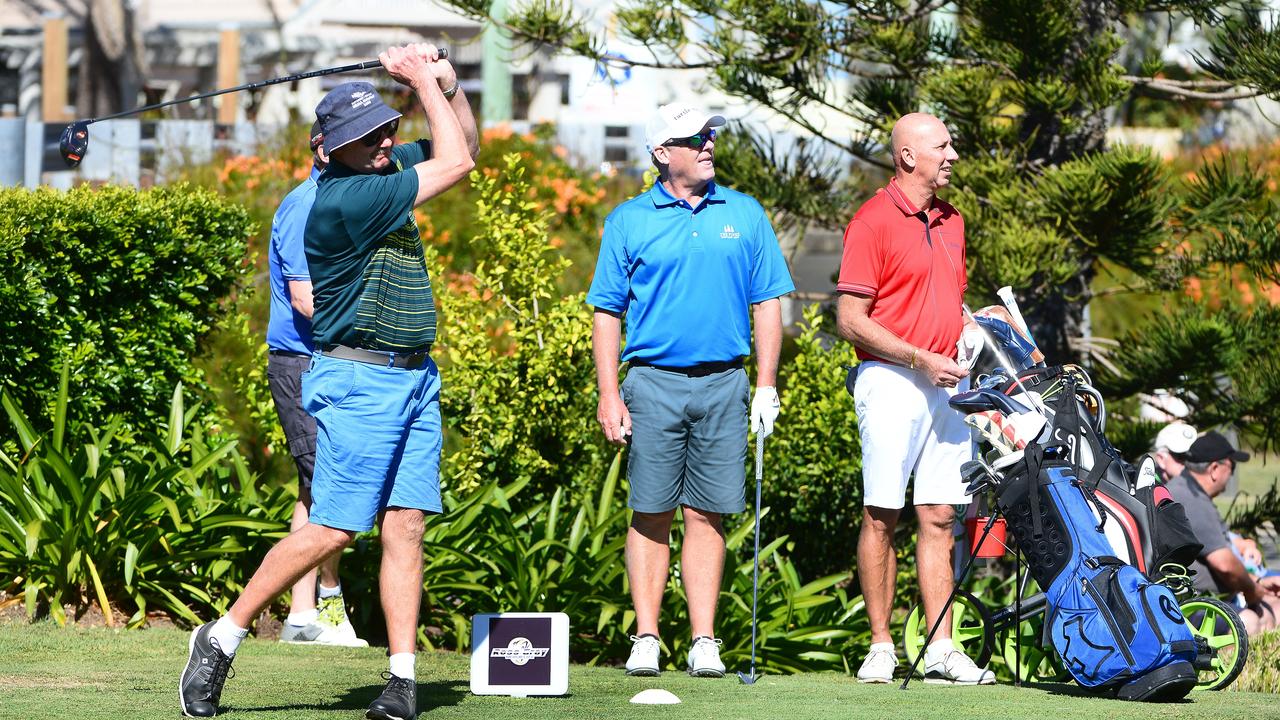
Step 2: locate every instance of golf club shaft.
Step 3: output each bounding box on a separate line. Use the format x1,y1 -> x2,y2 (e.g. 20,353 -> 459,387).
78,49 -> 447,126
750,432 -> 763,676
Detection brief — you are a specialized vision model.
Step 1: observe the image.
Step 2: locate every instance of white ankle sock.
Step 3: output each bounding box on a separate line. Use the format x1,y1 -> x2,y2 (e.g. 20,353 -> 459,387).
210,617 -> 250,656
318,583 -> 342,599
389,653 -> 415,680
287,609 -> 318,626
926,638 -> 955,661
869,641 -> 895,654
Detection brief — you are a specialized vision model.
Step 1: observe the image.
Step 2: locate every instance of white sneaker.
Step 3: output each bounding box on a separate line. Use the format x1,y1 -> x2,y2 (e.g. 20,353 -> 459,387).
626,634 -> 661,676
924,648 -> 996,685
313,595 -> 369,648
856,648 -> 898,683
687,636 -> 725,678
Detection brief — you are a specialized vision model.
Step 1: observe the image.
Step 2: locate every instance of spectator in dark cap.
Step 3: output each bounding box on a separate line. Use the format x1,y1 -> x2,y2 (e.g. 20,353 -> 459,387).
1166,431 -> 1279,636
179,43 -> 478,719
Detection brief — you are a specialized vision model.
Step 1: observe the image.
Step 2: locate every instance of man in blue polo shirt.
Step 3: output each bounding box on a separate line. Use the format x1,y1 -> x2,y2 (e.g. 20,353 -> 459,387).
266,121 -> 366,648
589,102 -> 794,679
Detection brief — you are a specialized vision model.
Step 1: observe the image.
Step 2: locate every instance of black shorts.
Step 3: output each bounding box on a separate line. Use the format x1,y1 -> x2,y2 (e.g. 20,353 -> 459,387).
267,352 -> 317,491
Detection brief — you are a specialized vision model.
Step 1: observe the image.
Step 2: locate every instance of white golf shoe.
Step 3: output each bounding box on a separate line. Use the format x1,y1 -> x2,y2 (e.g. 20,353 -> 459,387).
856,646 -> 898,683
924,648 -> 996,685
626,634 -> 661,676
686,636 -> 725,678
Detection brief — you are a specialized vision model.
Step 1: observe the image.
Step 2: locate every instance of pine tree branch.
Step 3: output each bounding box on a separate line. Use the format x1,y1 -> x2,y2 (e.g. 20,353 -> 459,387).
1123,75 -> 1265,100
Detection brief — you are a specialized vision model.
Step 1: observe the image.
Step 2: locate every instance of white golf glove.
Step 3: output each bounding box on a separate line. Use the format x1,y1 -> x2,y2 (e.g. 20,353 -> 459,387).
956,324 -> 985,371
751,386 -> 781,437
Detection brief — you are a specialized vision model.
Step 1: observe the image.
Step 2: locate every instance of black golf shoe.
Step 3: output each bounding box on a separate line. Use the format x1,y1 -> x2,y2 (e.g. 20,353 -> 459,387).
179,622 -> 236,717
366,673 -> 417,720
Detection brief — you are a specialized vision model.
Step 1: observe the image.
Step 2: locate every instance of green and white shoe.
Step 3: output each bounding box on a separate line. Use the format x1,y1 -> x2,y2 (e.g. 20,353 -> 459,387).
314,595 -> 368,648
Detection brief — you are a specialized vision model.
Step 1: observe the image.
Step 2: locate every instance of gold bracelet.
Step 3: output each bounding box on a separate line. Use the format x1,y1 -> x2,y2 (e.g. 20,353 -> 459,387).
909,348 -> 918,369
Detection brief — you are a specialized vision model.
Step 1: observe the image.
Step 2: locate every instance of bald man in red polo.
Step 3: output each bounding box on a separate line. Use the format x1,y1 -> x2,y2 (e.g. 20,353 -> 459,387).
836,113 -> 992,685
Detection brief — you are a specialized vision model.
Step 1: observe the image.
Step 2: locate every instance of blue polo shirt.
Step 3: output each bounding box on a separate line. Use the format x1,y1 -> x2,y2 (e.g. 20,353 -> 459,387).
587,181 -> 794,366
266,167 -> 319,354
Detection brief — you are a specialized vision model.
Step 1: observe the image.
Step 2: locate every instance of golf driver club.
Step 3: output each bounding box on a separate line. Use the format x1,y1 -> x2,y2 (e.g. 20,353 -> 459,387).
58,48 -> 448,167
737,431 -> 765,685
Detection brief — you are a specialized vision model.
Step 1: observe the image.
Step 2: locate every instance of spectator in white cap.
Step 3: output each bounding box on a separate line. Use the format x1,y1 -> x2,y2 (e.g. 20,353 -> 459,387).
1152,421 -> 1197,482
588,102 -> 794,678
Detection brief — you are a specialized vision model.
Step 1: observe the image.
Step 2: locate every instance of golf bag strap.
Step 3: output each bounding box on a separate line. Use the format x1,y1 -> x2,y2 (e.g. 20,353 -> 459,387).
1057,384 -> 1109,532
1027,444 -> 1046,539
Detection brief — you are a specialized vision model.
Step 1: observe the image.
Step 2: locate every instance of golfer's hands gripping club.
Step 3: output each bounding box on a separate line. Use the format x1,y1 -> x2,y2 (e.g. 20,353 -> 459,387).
918,349 -> 969,389
598,391 -> 632,445
750,386 -> 780,437
380,44 -> 450,93
409,43 -> 458,95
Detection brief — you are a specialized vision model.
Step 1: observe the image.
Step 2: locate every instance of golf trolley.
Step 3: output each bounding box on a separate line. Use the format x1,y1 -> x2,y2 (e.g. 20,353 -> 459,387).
898,295 -> 1249,693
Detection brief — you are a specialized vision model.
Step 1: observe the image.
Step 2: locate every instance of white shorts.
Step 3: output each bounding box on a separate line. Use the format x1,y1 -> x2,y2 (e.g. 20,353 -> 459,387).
854,361 -> 973,510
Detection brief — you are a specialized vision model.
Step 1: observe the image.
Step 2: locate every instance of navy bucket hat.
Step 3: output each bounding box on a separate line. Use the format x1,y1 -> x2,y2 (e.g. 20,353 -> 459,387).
315,81 -> 402,153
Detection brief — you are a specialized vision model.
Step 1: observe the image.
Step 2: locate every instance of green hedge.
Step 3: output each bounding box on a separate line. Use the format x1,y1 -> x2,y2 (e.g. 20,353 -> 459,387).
0,184 -> 253,429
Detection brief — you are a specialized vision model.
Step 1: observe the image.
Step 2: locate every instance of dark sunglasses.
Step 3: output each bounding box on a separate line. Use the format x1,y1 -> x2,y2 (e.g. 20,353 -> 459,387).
360,119 -> 399,147
663,129 -> 717,149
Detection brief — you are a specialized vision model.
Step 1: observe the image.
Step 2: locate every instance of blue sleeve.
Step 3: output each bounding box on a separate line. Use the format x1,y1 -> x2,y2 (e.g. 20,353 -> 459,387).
586,214 -> 630,313
748,202 -> 795,303
274,187 -> 314,282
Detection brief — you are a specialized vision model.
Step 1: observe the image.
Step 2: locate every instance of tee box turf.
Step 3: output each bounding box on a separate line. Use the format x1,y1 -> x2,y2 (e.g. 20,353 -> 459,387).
470,612 -> 569,697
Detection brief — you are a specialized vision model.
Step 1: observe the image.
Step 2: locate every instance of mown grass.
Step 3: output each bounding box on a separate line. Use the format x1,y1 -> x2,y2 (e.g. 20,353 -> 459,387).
1,624 -> 1277,720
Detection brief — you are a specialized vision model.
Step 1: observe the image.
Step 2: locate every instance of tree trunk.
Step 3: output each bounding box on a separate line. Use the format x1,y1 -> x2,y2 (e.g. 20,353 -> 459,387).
76,0 -> 146,117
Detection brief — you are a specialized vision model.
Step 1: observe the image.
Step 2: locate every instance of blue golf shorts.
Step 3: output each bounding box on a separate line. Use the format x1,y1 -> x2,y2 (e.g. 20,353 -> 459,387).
621,365 -> 749,515
300,353 -> 443,532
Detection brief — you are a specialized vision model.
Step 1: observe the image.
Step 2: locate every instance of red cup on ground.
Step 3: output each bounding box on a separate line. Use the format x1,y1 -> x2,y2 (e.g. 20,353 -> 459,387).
965,516 -> 1007,558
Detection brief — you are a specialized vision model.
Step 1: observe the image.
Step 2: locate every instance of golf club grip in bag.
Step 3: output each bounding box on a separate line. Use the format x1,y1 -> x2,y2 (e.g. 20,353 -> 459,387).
994,444 -> 1198,700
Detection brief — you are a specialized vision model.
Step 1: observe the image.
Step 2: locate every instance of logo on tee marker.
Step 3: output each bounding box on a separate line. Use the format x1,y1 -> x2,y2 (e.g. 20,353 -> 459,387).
490,637 -> 549,666
721,224 -> 740,239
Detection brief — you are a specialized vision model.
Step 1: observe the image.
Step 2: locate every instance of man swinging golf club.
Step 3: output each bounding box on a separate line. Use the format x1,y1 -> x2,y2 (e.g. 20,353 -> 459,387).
836,112 -> 993,685
178,43 -> 478,719
588,102 -> 794,678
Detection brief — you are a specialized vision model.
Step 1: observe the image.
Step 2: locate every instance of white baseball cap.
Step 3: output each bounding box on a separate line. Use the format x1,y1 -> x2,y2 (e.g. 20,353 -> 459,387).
1154,422 -> 1197,454
645,103 -> 726,154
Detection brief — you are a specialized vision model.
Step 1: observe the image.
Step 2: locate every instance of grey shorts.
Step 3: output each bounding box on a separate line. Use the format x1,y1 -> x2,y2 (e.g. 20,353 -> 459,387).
621,364 -> 749,514
267,352 -> 317,491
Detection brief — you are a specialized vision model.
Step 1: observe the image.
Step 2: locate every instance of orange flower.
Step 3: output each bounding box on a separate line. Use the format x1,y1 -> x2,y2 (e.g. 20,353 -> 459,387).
1184,277 -> 1203,301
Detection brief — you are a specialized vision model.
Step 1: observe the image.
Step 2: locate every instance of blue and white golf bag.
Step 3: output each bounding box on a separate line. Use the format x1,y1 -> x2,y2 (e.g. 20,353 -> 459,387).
994,443 -> 1199,700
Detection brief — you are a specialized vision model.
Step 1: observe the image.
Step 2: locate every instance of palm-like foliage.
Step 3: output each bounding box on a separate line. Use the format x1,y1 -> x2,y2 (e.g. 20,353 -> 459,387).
0,367 -> 291,627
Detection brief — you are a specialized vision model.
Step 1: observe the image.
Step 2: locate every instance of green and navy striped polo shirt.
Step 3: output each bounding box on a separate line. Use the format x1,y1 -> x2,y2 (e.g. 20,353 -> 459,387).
305,140 -> 437,352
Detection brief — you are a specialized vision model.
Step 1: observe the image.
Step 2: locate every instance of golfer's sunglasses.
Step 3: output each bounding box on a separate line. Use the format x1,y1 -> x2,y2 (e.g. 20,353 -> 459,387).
663,129 -> 717,149
361,119 -> 399,147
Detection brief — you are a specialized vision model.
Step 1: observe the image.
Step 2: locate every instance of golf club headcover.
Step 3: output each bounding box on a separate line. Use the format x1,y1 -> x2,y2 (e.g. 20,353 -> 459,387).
964,410 -> 1020,455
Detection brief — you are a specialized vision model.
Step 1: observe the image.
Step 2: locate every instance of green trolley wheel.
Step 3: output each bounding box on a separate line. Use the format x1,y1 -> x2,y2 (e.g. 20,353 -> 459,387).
1182,596 -> 1249,691
998,614 -> 1070,683
903,588 -> 995,674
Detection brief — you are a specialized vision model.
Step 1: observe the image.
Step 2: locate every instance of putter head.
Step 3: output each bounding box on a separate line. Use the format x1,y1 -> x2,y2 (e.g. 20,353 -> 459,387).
59,121 -> 89,168
737,670 -> 758,685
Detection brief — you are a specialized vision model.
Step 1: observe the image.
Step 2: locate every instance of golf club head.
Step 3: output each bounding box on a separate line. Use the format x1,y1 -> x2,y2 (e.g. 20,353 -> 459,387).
59,121 -> 89,167
737,670 -> 758,685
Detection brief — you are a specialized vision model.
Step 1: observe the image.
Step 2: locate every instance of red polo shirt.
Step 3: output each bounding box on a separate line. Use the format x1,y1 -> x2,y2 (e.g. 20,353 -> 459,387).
837,178 -> 967,362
